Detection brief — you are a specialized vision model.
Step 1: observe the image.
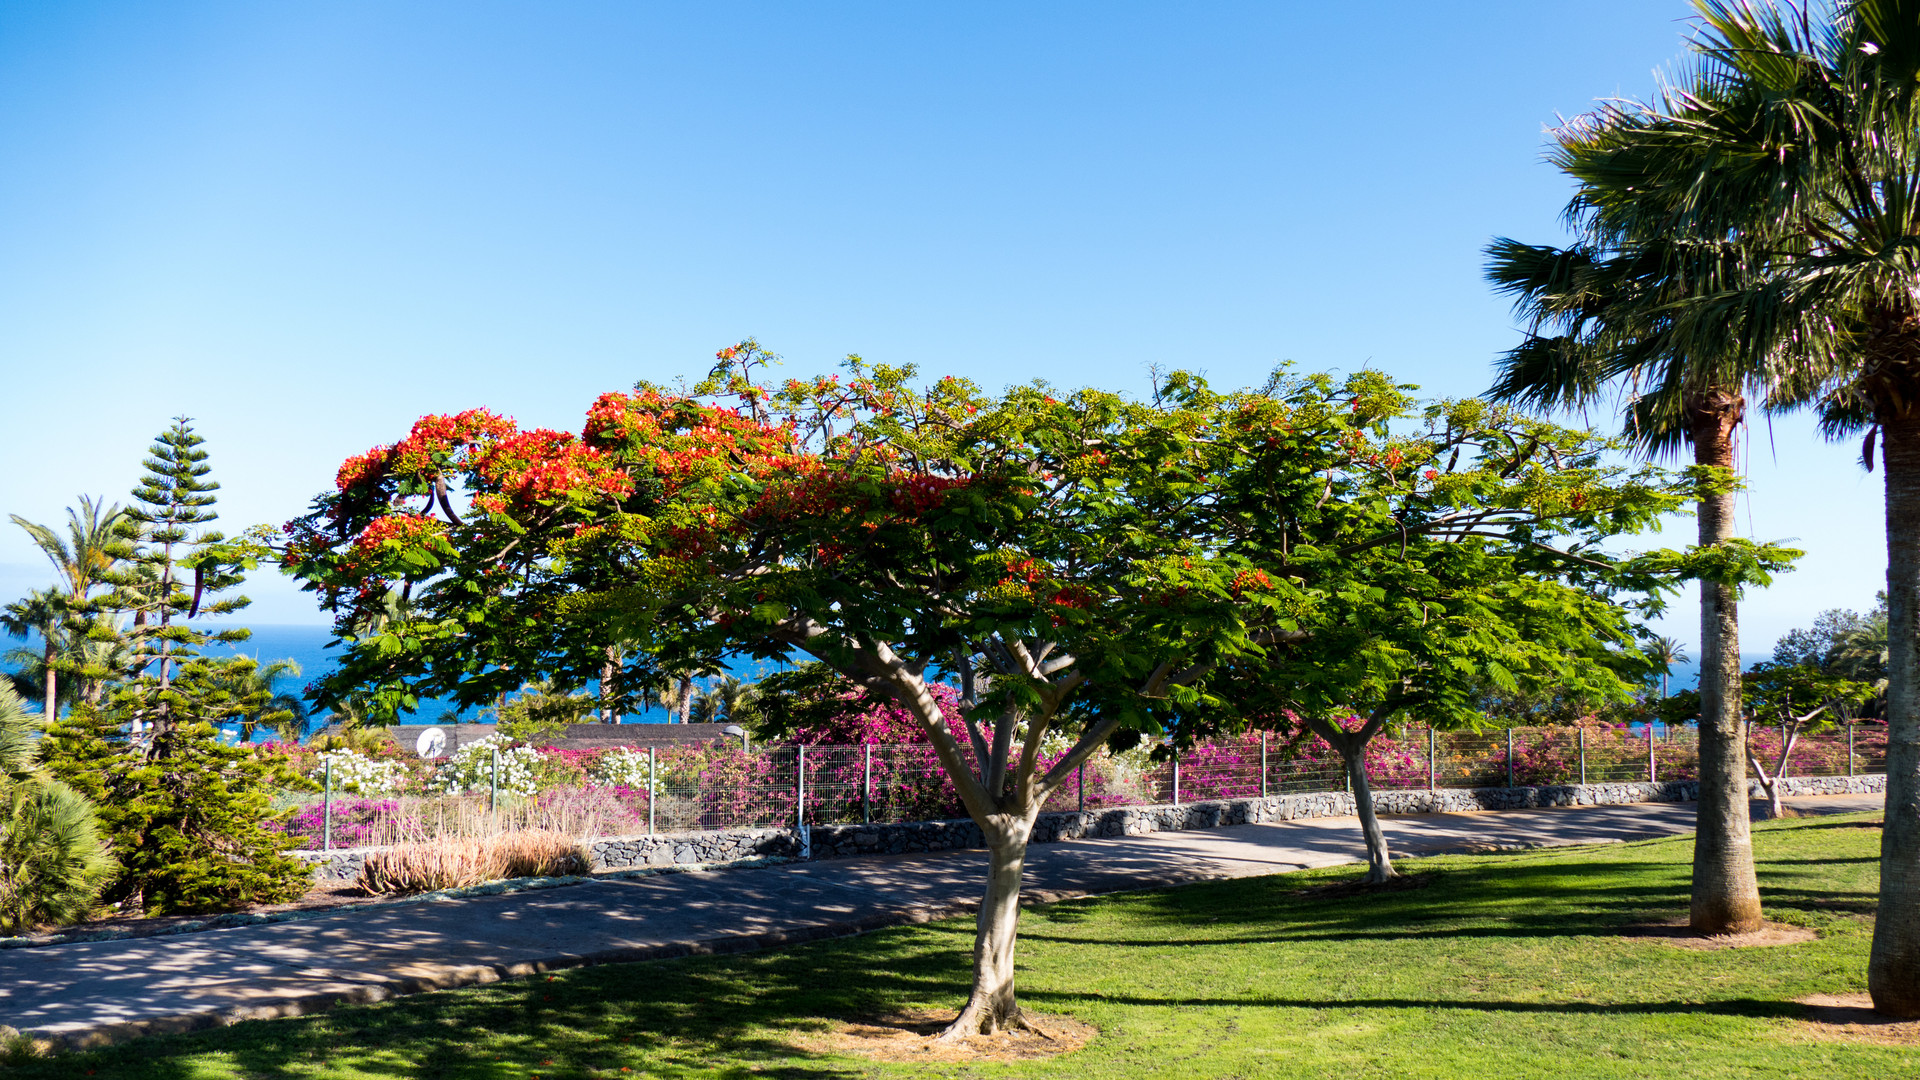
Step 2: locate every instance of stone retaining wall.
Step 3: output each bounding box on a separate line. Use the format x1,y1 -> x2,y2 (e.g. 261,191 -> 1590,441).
290,773 -> 1888,880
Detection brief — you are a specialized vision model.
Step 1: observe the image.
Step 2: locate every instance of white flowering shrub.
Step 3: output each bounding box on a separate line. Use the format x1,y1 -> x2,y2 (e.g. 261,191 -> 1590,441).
588,748 -> 657,791
437,734 -> 544,799
313,750 -> 411,796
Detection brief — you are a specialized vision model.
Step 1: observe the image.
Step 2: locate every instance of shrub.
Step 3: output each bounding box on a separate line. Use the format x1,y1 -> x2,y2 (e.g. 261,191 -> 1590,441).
42,695 -> 313,916
358,829 -> 590,894
437,735 -> 544,798
312,749 -> 411,795
0,779 -> 117,934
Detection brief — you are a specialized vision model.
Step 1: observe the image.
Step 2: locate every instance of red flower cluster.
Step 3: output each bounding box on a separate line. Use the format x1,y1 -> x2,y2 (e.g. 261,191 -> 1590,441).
1230,569 -> 1274,596
387,409 -> 518,477
886,474 -> 969,514
470,428 -> 634,511
336,447 -> 391,492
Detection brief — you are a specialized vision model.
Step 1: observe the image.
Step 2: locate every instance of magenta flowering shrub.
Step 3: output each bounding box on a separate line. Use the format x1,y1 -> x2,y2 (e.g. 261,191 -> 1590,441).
272,797 -> 399,849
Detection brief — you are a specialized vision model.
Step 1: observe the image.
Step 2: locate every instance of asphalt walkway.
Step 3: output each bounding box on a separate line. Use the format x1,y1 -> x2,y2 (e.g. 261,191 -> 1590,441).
0,792 -> 1884,1049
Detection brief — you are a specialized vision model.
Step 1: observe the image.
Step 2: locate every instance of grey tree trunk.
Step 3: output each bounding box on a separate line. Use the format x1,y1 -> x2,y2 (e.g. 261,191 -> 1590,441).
1689,404 -> 1763,935
1342,741 -> 1394,882
1871,412 -> 1920,1015
938,812 -> 1045,1039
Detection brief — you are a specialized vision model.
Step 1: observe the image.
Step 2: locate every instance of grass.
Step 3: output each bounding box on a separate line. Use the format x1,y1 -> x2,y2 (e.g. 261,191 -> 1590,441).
19,813 -> 1914,1078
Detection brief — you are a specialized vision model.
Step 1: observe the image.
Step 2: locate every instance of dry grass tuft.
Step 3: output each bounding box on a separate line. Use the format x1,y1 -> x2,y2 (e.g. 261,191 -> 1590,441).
358,829 -> 591,894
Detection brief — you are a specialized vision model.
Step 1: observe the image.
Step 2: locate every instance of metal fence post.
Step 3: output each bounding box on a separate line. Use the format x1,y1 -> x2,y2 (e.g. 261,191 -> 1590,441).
1172,751 -> 1181,805
1648,723 -> 1657,783
797,744 -> 807,828
1506,728 -> 1515,788
1077,761 -> 1086,812
489,746 -> 499,829
1260,732 -> 1269,799
1428,727 -> 1437,792
863,743 -> 873,823
1849,723 -> 1856,777
647,745 -> 656,836
1579,727 -> 1587,786
323,756 -> 333,852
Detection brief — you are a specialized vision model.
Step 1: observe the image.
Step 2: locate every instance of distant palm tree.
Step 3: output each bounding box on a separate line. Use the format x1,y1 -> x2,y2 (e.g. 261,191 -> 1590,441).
1488,225 -> 1772,937
1645,636 -> 1691,700
1,589 -> 67,717
227,659 -> 309,743
10,496 -> 124,602
697,675 -> 758,723
7,497 -> 127,718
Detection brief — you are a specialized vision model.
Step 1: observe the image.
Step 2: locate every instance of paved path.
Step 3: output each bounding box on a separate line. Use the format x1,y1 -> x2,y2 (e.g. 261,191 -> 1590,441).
1,792 -> 1883,1049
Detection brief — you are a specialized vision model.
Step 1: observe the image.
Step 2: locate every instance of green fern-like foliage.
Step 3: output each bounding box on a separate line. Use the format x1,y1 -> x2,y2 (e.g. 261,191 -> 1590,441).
0,682 -> 115,933
0,779 -> 115,934
42,675 -> 312,916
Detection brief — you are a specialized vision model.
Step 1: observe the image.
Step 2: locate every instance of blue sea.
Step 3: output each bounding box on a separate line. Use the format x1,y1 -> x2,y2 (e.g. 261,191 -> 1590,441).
221,624 -> 741,734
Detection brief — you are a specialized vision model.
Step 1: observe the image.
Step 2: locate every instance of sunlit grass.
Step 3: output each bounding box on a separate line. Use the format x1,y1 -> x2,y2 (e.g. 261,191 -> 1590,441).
27,813 -> 1912,1078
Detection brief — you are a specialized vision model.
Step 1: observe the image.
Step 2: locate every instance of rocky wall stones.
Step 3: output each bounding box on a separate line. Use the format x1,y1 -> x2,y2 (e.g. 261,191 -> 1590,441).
285,773 -> 1889,879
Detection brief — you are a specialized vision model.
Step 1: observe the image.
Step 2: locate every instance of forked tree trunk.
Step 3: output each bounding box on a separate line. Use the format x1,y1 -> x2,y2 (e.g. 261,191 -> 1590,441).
1302,716 -> 1394,882
939,811 -> 1046,1040
1745,721 -> 1793,822
1689,399 -> 1763,935
1871,410 -> 1920,1015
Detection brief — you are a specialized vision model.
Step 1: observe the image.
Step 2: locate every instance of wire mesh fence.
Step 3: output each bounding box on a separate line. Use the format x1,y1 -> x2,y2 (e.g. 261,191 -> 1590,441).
276,722 -> 1887,849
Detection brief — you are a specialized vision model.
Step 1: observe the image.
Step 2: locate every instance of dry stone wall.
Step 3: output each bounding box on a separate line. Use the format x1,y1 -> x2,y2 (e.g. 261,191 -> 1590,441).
290,773 -> 1888,880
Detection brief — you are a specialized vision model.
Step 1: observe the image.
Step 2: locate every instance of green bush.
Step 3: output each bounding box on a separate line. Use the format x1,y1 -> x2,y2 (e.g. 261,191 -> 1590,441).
0,779 -> 115,933
42,670 -> 313,916
0,682 -> 115,933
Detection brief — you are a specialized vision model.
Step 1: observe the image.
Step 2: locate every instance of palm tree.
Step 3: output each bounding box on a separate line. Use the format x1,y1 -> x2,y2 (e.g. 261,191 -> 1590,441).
1,590 -> 68,718
703,675 -> 758,723
226,659 -> 309,743
10,496 -> 124,602
1533,0 -> 1920,1013
7,497 -> 127,719
1486,232 -> 1773,937
1646,636 -> 1691,700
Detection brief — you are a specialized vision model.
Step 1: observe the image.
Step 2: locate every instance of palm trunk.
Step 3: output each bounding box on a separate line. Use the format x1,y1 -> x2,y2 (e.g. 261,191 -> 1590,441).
1689,404 -> 1763,935
938,812 -> 1044,1039
600,648 -> 620,724
42,638 -> 57,720
1871,410 -> 1920,1015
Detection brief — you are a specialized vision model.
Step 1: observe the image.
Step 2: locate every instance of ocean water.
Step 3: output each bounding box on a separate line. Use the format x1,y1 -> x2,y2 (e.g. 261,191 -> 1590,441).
221,624 -> 698,732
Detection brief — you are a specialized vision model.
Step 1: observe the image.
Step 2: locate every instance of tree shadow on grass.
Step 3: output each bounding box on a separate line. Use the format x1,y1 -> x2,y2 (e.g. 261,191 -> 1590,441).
1014,853 -> 1877,946
1023,989 -> 1807,1022
12,931 -> 981,1080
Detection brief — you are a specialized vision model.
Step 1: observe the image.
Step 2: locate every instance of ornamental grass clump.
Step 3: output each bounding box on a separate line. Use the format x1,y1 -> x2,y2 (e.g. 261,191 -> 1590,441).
357,829 -> 590,894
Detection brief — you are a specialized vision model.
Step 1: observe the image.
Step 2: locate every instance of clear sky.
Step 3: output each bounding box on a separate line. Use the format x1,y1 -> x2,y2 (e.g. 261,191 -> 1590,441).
0,0 -> 1878,656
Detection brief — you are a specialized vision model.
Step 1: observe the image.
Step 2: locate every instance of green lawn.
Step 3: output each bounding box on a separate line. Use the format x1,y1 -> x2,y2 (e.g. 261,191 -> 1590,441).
20,814 -> 1914,1079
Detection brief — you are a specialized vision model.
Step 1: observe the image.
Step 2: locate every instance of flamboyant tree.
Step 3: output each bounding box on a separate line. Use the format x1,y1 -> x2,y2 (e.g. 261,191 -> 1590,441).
287,344 -> 1682,1037
1186,392 -> 1696,881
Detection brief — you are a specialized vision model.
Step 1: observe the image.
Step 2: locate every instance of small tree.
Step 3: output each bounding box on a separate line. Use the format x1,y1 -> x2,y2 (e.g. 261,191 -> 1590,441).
1742,662 -> 1874,820
37,419 -> 310,914
287,348 -> 1682,1036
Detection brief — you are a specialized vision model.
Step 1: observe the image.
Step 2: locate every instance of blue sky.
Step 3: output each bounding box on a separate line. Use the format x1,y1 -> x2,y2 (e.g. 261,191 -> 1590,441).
0,0 -> 1879,655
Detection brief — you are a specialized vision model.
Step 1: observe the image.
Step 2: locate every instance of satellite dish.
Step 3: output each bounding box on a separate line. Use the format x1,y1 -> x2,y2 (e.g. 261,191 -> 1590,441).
416,727 -> 448,759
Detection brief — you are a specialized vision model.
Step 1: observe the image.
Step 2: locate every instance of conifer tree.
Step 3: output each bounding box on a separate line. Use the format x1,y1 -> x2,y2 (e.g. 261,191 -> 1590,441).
39,418 -> 309,914
99,418 -> 257,738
